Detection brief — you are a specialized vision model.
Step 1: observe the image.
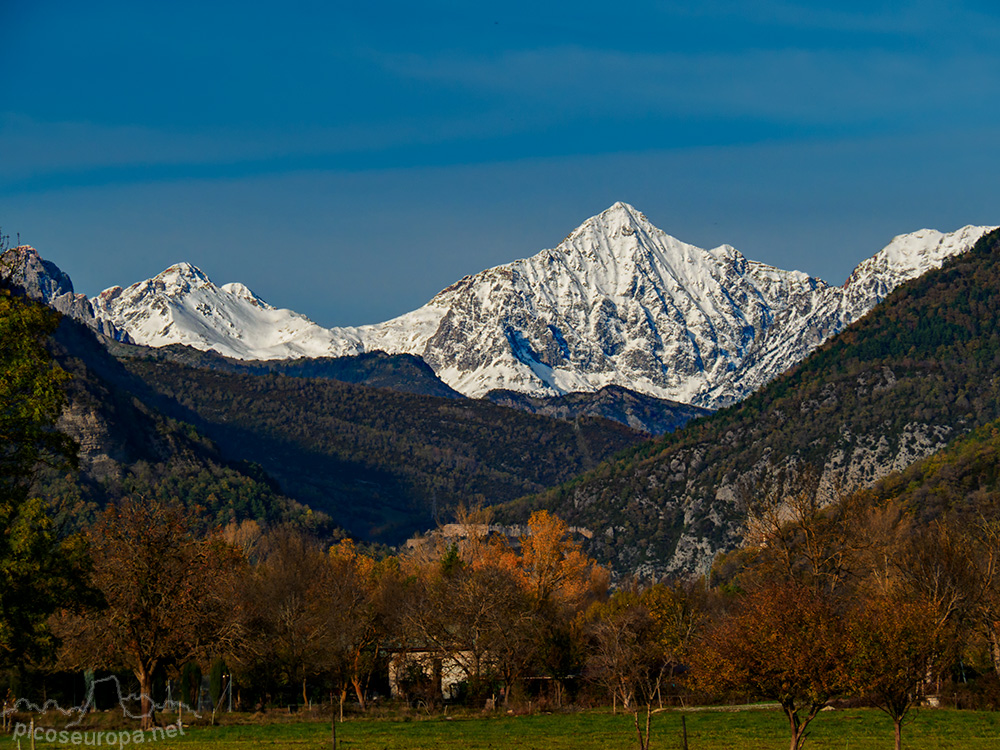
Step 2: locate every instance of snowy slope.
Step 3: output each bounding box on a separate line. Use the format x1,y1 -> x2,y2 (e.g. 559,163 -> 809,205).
92,263 -> 365,360
90,204 -> 995,408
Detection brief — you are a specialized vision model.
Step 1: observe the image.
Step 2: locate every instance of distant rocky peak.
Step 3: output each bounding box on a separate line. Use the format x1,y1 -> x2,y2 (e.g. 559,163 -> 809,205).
0,245 -> 131,343
0,245 -> 75,302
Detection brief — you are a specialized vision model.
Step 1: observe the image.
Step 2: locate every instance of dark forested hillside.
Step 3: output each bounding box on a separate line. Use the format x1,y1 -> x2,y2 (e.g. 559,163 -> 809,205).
122,360 -> 647,543
484,385 -> 711,435
107,341 -> 462,399
31,311 -> 324,535
111,343 -> 706,433
501,228 -> 1000,577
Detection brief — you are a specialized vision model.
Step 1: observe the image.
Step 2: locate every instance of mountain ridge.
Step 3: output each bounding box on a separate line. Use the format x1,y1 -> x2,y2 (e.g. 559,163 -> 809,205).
84,203 -> 994,408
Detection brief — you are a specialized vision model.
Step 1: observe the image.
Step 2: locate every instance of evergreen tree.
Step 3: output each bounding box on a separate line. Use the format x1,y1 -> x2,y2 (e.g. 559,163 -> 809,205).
0,286 -> 90,670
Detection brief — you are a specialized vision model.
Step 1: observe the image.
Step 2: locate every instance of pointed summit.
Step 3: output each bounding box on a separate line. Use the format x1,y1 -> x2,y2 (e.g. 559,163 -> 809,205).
567,201 -> 652,244
602,200 -> 648,223
590,201 -> 647,221
154,262 -> 213,287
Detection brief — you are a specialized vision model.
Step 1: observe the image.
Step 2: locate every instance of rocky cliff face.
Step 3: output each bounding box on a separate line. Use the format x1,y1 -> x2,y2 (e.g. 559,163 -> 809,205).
1,245 -> 130,342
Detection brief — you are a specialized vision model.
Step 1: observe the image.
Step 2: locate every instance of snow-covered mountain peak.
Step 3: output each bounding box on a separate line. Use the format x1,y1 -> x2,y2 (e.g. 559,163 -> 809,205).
355,205 -> 840,402
549,202 -> 723,298
362,214 -> 995,404
569,201 -> 648,237
562,201 -> 662,258
90,261 -> 363,360
151,262 -> 213,291
842,225 -> 995,306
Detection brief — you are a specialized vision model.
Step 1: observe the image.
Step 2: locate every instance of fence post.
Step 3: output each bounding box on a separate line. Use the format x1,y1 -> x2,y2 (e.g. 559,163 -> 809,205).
331,693 -> 337,750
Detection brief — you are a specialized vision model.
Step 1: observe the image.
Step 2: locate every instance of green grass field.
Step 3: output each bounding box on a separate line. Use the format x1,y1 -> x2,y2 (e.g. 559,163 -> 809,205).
14,707 -> 1000,749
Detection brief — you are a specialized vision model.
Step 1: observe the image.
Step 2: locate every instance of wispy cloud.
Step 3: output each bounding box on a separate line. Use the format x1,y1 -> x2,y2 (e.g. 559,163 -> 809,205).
380,43 -> 1000,127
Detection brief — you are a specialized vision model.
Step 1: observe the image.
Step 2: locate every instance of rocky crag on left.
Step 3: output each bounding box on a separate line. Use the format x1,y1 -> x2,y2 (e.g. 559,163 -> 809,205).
1,246 -> 131,343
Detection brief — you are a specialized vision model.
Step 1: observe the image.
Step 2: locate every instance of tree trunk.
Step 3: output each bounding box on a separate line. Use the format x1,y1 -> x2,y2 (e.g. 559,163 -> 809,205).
137,666 -> 156,731
302,677 -> 308,707
351,675 -> 366,711
895,717 -> 903,750
784,704 -> 803,750
784,702 -> 822,750
989,624 -> 1000,678
632,703 -> 653,750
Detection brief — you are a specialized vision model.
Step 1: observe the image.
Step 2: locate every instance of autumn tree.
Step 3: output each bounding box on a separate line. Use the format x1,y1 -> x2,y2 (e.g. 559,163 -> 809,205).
969,506 -> 1000,677
693,582 -> 850,750
55,498 -> 241,729
236,528 -> 339,706
738,464 -> 867,596
399,546 -> 538,705
519,510 -> 605,612
585,594 -> 658,712
327,540 -> 401,716
396,509 -> 605,707
847,594 -> 946,750
585,581 -> 705,749
892,519 -> 982,632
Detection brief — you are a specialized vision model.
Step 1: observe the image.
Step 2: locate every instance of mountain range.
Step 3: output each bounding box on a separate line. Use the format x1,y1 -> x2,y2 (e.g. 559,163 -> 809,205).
84,202 -> 993,408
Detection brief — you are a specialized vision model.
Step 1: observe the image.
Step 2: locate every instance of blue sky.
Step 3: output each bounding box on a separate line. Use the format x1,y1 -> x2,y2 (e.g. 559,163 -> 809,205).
3,0 -> 1000,325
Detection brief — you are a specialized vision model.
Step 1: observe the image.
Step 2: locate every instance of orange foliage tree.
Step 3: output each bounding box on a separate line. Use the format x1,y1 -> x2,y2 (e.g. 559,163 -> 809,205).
693,582 -> 850,750
327,539 -> 401,715
518,510 -> 607,611
397,508 -> 606,706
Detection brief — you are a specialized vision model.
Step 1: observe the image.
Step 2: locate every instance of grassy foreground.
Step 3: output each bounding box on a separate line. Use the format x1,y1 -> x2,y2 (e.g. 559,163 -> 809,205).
18,707 -> 1000,749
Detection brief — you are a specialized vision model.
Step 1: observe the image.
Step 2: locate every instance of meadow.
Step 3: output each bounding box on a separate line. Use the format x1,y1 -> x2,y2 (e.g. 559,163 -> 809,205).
16,707 -> 1000,750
